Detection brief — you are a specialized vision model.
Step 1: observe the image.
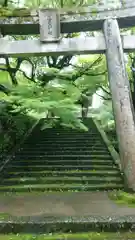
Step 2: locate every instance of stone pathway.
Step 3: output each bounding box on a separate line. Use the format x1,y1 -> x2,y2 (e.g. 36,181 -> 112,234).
0,191 -> 135,218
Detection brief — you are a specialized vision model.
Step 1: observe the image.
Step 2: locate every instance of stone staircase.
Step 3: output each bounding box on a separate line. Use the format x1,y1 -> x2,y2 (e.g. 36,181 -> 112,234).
0,118 -> 124,192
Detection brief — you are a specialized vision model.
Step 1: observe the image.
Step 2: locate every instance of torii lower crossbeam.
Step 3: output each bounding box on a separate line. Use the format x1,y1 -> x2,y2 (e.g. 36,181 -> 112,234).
0,35 -> 134,57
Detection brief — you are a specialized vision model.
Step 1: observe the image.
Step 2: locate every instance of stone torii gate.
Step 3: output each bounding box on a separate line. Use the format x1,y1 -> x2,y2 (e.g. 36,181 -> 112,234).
1,2 -> 135,191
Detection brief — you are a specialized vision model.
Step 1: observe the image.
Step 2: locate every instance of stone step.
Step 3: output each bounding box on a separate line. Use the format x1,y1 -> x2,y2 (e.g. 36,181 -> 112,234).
3,170 -> 121,178
11,159 -> 114,166
0,183 -> 124,192
34,129 -> 97,132
31,143 -> 106,148
37,135 -> 102,139
33,141 -> 104,145
21,146 -> 108,151
38,140 -> 103,144
1,175 -> 123,186
0,118 -> 123,194
16,150 -> 109,154
38,137 -> 103,141
33,130 -> 98,133
13,155 -> 112,160
6,164 -> 118,171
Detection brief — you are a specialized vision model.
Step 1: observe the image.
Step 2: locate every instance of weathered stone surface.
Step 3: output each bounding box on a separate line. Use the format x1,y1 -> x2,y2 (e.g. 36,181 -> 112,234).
0,192 -> 135,233
0,5 -> 135,34
103,19 -> 135,191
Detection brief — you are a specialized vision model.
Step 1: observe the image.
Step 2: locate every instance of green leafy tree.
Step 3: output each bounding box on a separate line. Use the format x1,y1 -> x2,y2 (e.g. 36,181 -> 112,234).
0,53 -> 107,131
24,0 -> 96,8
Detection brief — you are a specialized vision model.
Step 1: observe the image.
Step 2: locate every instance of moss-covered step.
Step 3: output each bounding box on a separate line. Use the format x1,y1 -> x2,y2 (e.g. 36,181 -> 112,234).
42,135 -> 103,139
13,154 -> 112,159
16,149 -> 109,154
34,140 -> 103,144
1,176 -> 123,186
4,169 -> 122,178
1,232 -> 135,240
0,117 -> 123,193
40,138 -> 103,142
40,131 -> 99,134
0,183 -> 124,192
32,144 -> 105,149
11,159 -> 114,165
6,164 -> 118,171
22,142 -> 108,147
0,215 -> 135,234
21,146 -> 109,151
10,161 -> 115,168
42,134 -> 103,138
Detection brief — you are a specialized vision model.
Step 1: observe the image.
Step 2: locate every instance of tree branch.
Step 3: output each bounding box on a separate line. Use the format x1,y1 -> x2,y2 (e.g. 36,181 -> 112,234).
100,86 -> 111,95
38,55 -> 105,87
70,55 -> 103,72
60,67 -> 106,82
3,0 -> 8,7
0,84 -> 10,95
0,56 -> 36,84
129,53 -> 134,60
96,92 -> 111,100
18,69 -> 35,82
46,56 -> 52,68
84,70 -> 107,76
57,55 -> 73,69
5,57 -> 18,85
19,57 -> 36,81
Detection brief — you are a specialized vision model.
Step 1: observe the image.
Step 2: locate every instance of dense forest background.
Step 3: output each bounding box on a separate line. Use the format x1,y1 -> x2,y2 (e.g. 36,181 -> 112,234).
0,0 -> 135,156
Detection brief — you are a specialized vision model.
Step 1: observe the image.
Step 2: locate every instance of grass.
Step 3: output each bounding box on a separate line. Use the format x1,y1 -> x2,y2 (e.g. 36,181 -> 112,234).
0,212 -> 12,220
109,190 -> 135,207
1,232 -> 135,240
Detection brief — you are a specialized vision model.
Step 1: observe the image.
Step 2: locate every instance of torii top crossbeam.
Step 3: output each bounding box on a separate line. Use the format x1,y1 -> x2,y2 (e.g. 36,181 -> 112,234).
0,1 -> 135,35
0,1 -> 135,57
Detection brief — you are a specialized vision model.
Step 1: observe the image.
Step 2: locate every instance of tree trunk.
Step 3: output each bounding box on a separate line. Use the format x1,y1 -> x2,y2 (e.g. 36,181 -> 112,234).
103,18 -> 135,191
